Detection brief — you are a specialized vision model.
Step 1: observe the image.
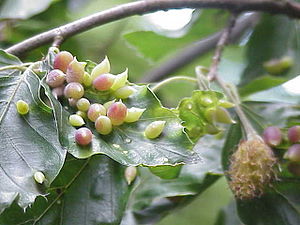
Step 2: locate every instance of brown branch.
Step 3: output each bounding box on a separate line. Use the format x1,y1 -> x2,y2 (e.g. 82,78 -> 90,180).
141,13 -> 259,83
5,0 -> 300,56
207,14 -> 237,81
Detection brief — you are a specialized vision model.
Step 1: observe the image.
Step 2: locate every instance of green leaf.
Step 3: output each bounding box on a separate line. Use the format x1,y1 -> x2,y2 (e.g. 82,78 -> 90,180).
214,201 -> 242,225
121,134 -> 224,224
0,155 -> 131,225
0,0 -> 52,19
149,165 -> 182,179
239,75 -> 287,97
124,10 -> 227,62
0,50 -> 66,213
241,14 -> 296,84
41,54 -> 199,166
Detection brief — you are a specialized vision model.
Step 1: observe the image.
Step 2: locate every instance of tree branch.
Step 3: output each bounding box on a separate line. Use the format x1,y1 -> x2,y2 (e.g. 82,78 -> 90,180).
5,0 -> 300,56
141,13 -> 259,83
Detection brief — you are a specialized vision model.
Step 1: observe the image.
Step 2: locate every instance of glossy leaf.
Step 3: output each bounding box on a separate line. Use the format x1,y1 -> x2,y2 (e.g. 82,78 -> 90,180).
0,155 -> 131,225
0,50 -> 66,213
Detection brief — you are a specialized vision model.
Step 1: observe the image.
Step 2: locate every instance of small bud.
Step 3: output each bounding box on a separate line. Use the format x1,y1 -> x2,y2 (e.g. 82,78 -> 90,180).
87,103 -> 106,122
110,69 -> 128,91
52,85 -> 65,99
214,107 -> 235,124
284,144 -> 300,162
76,111 -> 87,119
287,126 -> 300,143
124,107 -> 146,123
287,162 -> 300,176
95,116 -> 112,135
93,73 -> 115,91
34,171 -> 45,184
76,98 -> 90,112
64,82 -> 84,99
103,99 -> 116,110
228,137 -> 277,199
16,100 -> 29,115
113,86 -> 135,99
107,101 -> 127,125
124,166 -> 137,185
69,114 -> 85,127
145,121 -> 166,139
204,124 -> 220,135
218,99 -> 235,108
75,127 -> 93,146
46,69 -> 66,88
68,98 -> 78,108
91,56 -> 111,81
199,95 -> 214,106
83,72 -> 92,87
263,56 -> 293,75
66,57 -> 86,83
263,126 -> 282,147
53,51 -> 73,73
204,107 -> 216,123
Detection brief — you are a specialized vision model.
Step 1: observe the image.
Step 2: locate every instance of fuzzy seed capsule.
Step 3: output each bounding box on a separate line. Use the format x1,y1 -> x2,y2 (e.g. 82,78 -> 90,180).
76,98 -> 90,112
107,101 -> 127,125
125,107 -> 146,123
113,86 -> 135,99
64,82 -> 84,99
263,126 -> 282,147
69,114 -> 85,127
91,56 -> 111,81
110,69 -> 128,91
75,127 -> 92,146
83,72 -> 92,87
34,171 -> 45,184
284,144 -> 300,162
66,57 -> 86,83
95,116 -> 112,135
124,166 -> 137,185
87,103 -> 106,122
288,126 -> 300,143
93,73 -> 115,91
145,121 -> 166,139
16,100 -> 29,115
46,69 -> 66,88
53,51 -> 73,73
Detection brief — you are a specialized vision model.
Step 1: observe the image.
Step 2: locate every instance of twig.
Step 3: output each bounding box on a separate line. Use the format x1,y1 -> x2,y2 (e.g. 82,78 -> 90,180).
207,14 -> 237,81
208,15 -> 257,137
141,13 -> 259,83
151,76 -> 197,92
5,0 -> 300,56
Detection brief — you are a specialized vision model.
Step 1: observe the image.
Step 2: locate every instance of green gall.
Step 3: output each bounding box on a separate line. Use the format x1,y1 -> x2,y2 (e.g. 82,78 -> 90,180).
263,56 -> 294,75
204,124 -> 220,135
113,86 -> 135,99
34,171 -> 45,184
145,121 -> 166,139
218,99 -> 235,108
83,72 -> 92,87
214,107 -> 235,124
16,100 -> 29,115
87,103 -> 106,122
93,73 -> 115,91
110,69 -> 128,91
95,116 -> 112,135
53,51 -> 73,73
228,137 -> 277,199
66,57 -> 86,83
69,114 -> 85,127
204,107 -> 216,123
107,101 -> 127,126
124,166 -> 137,185
91,56 -> 110,81
76,111 -> 87,119
64,82 -> 84,99
76,98 -> 90,112
125,107 -> 146,123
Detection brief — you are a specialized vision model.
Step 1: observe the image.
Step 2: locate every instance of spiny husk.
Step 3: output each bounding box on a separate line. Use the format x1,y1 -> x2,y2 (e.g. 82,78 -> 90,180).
228,137 -> 277,200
